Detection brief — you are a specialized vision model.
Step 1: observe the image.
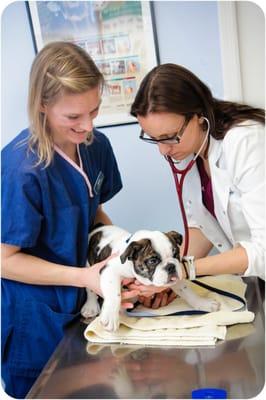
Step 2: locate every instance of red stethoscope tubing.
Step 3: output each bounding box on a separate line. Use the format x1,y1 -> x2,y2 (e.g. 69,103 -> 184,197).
166,156 -> 195,257
165,117 -> 210,257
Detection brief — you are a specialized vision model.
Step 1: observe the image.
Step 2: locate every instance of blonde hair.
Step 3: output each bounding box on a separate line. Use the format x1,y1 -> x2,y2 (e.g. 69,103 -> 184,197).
28,41 -> 104,167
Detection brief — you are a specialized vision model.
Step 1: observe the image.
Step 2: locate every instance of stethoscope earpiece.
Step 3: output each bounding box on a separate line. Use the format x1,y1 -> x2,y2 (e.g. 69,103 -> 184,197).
199,116 -> 205,124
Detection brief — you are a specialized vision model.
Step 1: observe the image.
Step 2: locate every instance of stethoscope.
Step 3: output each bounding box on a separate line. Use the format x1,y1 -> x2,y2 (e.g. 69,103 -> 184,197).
165,117 -> 210,257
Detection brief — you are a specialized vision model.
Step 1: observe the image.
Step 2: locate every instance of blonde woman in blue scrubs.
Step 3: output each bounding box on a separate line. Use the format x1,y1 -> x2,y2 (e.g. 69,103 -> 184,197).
1,42 -> 138,398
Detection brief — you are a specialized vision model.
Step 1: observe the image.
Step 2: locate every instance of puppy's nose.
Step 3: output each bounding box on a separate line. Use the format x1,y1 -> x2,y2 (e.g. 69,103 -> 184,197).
165,263 -> 176,274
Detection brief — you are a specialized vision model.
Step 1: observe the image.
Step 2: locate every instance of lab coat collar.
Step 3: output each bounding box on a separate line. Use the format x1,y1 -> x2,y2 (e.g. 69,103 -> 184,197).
208,135 -> 223,166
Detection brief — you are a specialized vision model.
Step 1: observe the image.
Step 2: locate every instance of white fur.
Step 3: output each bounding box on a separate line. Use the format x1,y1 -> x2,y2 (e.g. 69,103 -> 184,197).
81,226 -> 220,331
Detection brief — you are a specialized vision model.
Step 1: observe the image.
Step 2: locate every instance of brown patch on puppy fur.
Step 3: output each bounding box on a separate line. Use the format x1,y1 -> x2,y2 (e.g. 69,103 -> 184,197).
120,239 -> 161,280
88,231 -> 112,269
164,231 -> 183,260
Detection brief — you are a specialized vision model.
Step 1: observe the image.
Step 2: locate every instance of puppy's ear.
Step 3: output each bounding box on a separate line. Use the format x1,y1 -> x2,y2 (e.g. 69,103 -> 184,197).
164,231 -> 183,246
120,241 -> 142,264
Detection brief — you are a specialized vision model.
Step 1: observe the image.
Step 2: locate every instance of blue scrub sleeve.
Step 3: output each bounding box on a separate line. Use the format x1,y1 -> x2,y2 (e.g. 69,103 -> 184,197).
99,140 -> 123,204
1,171 -> 43,248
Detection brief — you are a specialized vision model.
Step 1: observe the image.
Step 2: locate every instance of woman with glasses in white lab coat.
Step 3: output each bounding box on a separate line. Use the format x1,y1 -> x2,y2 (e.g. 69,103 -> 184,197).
129,64 -> 265,308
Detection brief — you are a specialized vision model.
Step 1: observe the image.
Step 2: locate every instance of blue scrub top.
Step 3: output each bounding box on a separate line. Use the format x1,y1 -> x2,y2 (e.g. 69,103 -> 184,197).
1,128 -> 122,377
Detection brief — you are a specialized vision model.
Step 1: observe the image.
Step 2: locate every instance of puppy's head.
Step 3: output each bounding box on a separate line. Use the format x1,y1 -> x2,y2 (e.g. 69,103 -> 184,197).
120,230 -> 183,286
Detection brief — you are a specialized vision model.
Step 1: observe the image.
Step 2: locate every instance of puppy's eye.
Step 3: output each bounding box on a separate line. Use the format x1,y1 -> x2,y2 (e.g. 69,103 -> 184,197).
145,257 -> 159,267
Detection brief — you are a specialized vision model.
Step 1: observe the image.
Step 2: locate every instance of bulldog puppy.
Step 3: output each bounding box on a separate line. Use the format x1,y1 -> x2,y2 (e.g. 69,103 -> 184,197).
81,225 -> 220,331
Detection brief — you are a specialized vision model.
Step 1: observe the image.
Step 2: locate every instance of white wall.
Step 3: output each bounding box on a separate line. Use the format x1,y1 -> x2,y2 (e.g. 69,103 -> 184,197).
103,1 -> 224,233
154,1 -> 223,98
1,1 -> 35,146
218,0 -> 265,107
236,1 -> 265,108
0,1 -> 225,234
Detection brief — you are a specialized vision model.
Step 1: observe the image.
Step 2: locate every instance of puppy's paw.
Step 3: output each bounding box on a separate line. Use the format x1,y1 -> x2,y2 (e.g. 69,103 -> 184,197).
81,298 -> 100,318
198,297 -> 220,312
100,305 -> 120,332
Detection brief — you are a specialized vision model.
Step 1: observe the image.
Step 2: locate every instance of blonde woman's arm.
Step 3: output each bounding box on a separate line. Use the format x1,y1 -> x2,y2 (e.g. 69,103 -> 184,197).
1,243 -> 108,293
1,243 -> 139,306
93,204 -> 113,225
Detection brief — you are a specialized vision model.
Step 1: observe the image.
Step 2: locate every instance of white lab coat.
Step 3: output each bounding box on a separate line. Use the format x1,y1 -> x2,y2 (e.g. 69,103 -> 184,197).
179,120 -> 265,280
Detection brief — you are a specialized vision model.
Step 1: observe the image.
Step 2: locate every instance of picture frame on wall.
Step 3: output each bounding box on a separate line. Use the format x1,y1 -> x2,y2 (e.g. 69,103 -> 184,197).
26,1 -> 159,127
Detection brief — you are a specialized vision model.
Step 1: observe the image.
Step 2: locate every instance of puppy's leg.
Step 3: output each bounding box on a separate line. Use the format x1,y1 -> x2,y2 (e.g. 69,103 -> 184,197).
174,281 -> 220,312
100,269 -> 122,332
81,288 -> 100,318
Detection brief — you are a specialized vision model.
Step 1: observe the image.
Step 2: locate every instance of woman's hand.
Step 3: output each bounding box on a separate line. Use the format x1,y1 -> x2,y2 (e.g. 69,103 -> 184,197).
83,257 -> 140,309
125,279 -> 167,296
83,254 -> 116,296
139,288 -> 177,309
123,279 -> 177,309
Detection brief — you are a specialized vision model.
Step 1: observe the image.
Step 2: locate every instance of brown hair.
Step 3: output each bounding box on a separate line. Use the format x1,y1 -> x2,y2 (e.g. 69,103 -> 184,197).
131,63 -> 265,139
28,41 -> 104,167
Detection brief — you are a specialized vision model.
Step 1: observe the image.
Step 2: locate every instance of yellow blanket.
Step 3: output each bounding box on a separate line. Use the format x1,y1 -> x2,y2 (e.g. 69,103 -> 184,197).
84,275 -> 255,346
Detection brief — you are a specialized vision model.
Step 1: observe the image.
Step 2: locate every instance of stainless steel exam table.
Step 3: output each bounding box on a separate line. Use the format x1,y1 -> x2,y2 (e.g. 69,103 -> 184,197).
27,277 -> 265,399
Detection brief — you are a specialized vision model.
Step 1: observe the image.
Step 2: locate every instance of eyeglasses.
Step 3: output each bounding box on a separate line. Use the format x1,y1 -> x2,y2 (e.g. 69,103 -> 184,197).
139,117 -> 190,145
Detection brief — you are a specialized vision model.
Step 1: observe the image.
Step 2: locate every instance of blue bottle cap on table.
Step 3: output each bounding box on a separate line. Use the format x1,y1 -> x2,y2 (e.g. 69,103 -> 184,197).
192,388 -> 227,398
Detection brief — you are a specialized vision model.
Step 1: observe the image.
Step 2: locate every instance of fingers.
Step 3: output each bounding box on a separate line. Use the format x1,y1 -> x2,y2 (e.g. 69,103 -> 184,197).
167,289 -> 177,304
160,291 -> 169,307
152,292 -> 164,309
121,289 -> 140,299
121,302 -> 134,309
126,283 -> 143,292
121,288 -> 140,310
132,280 -> 141,285
139,296 -> 153,308
138,286 -> 166,297
152,289 -> 176,308
126,282 -> 167,297
138,289 -> 177,309
122,278 -> 135,286
121,288 -> 176,311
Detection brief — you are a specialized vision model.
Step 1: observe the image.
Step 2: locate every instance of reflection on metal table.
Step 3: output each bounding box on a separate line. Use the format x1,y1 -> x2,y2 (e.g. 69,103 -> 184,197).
27,277 -> 265,399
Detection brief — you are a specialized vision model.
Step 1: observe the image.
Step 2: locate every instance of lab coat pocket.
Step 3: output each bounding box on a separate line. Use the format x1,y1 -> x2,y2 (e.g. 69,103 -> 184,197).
13,299 -> 79,374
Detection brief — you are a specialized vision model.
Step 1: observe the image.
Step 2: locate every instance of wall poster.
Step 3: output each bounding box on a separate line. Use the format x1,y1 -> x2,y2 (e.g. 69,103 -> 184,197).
27,1 -> 159,127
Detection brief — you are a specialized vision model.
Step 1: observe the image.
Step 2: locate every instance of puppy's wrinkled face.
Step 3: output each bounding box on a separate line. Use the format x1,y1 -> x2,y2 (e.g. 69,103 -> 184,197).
120,231 -> 183,286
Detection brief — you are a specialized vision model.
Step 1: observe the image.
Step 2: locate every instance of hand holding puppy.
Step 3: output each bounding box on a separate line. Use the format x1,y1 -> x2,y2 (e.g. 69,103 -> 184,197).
124,278 -> 177,309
